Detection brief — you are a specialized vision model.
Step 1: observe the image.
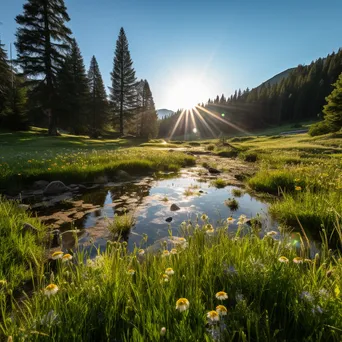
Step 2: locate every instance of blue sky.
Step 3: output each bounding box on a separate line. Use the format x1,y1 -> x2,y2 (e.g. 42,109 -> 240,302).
1,0 -> 342,110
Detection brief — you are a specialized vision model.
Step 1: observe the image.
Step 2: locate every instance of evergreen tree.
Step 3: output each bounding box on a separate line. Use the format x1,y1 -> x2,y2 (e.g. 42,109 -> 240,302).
15,0 -> 72,135
88,55 -> 108,137
138,80 -> 158,138
56,39 -> 89,134
322,72 -> 342,131
110,27 -> 137,135
0,43 -> 11,123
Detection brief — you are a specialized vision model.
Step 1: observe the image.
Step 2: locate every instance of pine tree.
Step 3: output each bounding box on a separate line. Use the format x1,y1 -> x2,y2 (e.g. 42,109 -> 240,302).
138,80 -> 158,138
56,39 -> 90,134
0,43 -> 11,122
88,55 -> 108,137
322,72 -> 342,131
15,0 -> 72,135
110,27 -> 137,136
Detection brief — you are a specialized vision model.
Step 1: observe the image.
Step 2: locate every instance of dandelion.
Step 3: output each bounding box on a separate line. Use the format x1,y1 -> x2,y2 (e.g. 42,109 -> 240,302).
227,216 -> 235,224
175,298 -> 190,312
162,250 -> 170,257
44,284 -> 59,297
216,305 -> 228,316
278,256 -> 289,263
51,251 -> 63,260
170,248 -> 177,255
266,231 -> 277,237
62,254 -> 72,262
206,225 -> 215,235
165,267 -> 174,275
160,327 -> 166,336
138,249 -> 145,256
162,274 -> 169,282
201,214 -> 208,221
207,310 -> 220,322
127,269 -> 135,275
293,257 -> 303,264
215,291 -> 228,300
295,186 -> 302,191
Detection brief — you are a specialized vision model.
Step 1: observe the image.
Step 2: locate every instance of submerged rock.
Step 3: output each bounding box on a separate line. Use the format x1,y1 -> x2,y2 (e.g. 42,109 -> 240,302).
32,180 -> 49,190
43,181 -> 70,195
116,170 -> 131,180
170,203 -> 180,211
94,175 -> 108,184
208,167 -> 221,174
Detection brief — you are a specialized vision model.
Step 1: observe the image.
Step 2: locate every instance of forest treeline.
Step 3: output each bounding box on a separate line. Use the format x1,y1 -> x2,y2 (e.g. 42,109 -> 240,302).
159,49 -> 342,138
0,0 -> 158,138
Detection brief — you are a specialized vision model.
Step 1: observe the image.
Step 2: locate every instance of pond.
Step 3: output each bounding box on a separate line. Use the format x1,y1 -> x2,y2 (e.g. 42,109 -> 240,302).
34,168 -> 281,255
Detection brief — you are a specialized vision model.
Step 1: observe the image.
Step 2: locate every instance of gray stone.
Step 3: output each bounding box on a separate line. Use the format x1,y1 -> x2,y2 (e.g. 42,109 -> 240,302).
94,175 -> 108,184
43,181 -> 70,195
116,170 -> 131,180
165,217 -> 172,222
32,180 -> 49,190
208,167 -> 221,174
170,203 -> 180,211
22,222 -> 39,235
18,204 -> 30,211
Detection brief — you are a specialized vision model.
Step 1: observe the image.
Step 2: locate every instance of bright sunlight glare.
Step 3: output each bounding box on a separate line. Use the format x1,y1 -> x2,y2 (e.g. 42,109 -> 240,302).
169,78 -> 210,110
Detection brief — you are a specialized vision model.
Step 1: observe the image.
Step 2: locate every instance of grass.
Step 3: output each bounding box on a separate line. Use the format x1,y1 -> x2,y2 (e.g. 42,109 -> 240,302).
108,213 -> 135,237
225,198 -> 239,211
1,209 -> 342,341
0,197 -> 46,299
232,189 -> 243,197
211,178 -> 227,189
229,131 -> 342,237
0,130 -> 195,191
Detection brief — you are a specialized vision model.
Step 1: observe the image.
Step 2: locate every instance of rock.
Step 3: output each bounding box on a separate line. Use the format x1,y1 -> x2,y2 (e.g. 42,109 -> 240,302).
199,190 -> 204,193
170,203 -> 180,211
43,181 -> 70,195
116,170 -> 131,180
32,180 -> 49,190
18,204 -> 30,211
22,222 -> 39,235
169,149 -> 174,152
165,217 -> 173,223
208,167 -> 221,174
94,175 -> 108,184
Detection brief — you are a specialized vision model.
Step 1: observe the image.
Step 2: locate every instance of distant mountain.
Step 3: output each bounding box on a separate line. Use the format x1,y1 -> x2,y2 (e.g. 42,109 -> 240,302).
259,68 -> 295,88
157,109 -> 174,119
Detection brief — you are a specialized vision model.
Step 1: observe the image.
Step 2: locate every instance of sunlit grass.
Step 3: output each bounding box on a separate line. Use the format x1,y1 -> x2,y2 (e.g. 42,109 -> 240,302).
1,208 -> 342,341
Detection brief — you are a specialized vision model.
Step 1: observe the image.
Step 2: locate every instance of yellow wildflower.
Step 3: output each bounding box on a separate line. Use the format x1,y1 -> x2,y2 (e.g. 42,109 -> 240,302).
51,251 -> 63,260
216,305 -> 228,316
44,283 -> 59,297
207,310 -> 220,321
215,291 -> 228,300
278,256 -> 289,263
165,267 -> 174,275
175,298 -> 190,312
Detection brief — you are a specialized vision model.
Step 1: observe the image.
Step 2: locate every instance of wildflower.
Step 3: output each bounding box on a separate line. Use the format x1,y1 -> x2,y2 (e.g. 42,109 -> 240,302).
216,305 -> 228,316
170,248 -> 177,255
293,257 -> 303,264
304,258 -> 312,263
162,274 -> 169,282
236,293 -> 244,302
278,256 -> 289,263
165,267 -> 174,275
178,237 -> 186,243
318,288 -> 329,299
206,225 -> 215,235
227,216 -> 235,224
266,231 -> 277,237
312,305 -> 323,315
207,310 -> 220,322
215,291 -> 228,300
62,254 -> 72,262
237,214 -> 247,225
175,298 -> 190,312
48,168 -> 51,171
28,160 -> 32,163
138,249 -> 145,256
18,173 -> 21,176
162,250 -> 170,257
201,214 -> 208,221
160,327 -> 166,336
295,186 -> 302,191
44,284 -> 59,297
127,269 -> 135,275
300,291 -> 314,302
51,251 -> 63,260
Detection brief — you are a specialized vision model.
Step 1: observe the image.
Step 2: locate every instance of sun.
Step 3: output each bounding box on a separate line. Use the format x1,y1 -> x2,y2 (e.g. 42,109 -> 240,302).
169,78 -> 209,110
